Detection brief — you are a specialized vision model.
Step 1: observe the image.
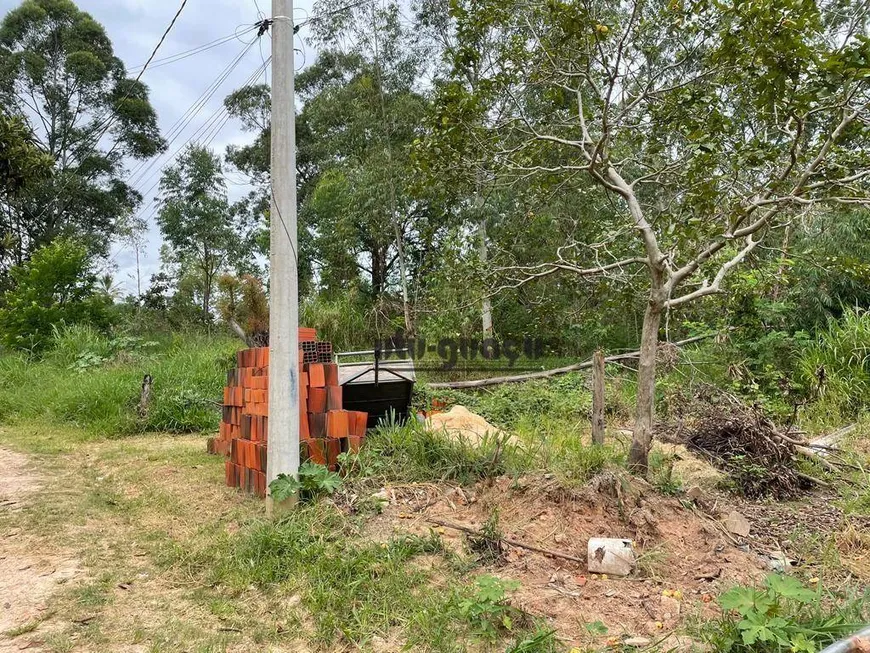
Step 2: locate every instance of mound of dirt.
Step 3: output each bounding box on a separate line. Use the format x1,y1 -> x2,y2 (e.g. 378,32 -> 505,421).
427,406 -> 516,446
363,472 -> 764,649
651,442 -> 725,490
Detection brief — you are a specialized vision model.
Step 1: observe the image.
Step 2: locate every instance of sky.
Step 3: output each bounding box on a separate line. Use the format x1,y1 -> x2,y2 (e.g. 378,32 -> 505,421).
0,0 -> 316,294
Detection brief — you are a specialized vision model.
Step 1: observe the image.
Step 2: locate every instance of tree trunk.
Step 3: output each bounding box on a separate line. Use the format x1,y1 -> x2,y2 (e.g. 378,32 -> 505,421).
393,221 -> 413,335
627,298 -> 663,474
591,348 -> 605,445
371,247 -> 385,297
479,216 -> 493,338
771,223 -> 792,302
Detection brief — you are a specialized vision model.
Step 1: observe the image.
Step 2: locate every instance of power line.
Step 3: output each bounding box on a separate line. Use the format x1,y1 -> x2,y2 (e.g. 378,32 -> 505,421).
126,39 -> 258,188
130,56 -> 273,225
133,0 -> 191,84
126,26 -> 258,74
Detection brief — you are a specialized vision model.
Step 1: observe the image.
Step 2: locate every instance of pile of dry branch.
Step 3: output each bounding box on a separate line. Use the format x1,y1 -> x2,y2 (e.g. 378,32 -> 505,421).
659,387 -> 851,499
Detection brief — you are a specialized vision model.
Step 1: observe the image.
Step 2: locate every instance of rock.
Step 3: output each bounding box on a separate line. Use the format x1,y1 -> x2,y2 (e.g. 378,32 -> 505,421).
660,594 -> 681,618
554,533 -> 566,544
766,550 -> 796,572
724,511 -> 751,537
624,636 -> 652,647
686,486 -> 703,501
587,538 -> 637,576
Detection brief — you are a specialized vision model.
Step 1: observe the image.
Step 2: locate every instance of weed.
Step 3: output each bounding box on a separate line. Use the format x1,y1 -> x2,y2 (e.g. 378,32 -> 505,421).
356,417 -> 525,484
635,545 -> 671,580
468,510 -> 505,564
649,449 -> 683,496
455,575 -> 523,642
0,332 -> 238,434
505,627 -> 563,653
268,462 -> 342,502
799,308 -> 870,418
191,504 -> 459,647
4,613 -> 52,638
697,574 -> 867,652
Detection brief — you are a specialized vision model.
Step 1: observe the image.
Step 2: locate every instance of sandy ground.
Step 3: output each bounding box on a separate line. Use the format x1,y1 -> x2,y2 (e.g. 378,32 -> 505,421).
0,448 -> 81,651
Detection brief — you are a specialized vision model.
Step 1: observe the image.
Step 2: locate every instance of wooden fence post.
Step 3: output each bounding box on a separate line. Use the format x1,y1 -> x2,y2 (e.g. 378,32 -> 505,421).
591,350 -> 605,445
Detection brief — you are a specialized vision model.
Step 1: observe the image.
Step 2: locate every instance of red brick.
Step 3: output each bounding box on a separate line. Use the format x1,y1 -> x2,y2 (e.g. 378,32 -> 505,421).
347,435 -> 362,454
323,363 -> 339,386
307,363 -> 325,388
326,438 -> 341,470
307,387 -> 327,413
308,439 -> 327,465
326,385 -> 343,411
300,410 -> 310,440
327,410 -> 349,438
309,412 -> 326,438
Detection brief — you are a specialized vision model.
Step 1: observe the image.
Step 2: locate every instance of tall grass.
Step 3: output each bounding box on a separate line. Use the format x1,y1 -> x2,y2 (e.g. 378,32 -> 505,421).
799,308 -> 870,421
0,325 -> 238,435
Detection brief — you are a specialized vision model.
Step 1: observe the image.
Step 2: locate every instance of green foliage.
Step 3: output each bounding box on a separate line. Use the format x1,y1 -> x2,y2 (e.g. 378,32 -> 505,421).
443,373 -> 592,431
648,449 -> 683,496
455,575 -> 522,642
0,238 -> 113,350
698,574 -> 866,652
799,308 -> 870,418
299,290 -> 384,352
193,504 -> 456,648
788,210 -> 870,329
504,628 -> 561,653
0,111 -> 52,198
467,509 -> 504,564
0,0 -> 164,269
268,463 -> 343,502
0,328 -> 237,434
354,416 -> 524,485
157,145 -> 250,320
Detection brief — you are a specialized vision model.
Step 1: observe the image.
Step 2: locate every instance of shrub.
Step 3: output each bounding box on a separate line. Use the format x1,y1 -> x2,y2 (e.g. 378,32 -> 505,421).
0,239 -> 114,351
354,416 -> 525,485
0,331 -> 237,434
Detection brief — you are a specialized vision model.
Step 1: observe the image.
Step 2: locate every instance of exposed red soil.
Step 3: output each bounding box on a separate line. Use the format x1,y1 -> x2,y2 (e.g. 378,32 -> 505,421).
362,473 -> 767,649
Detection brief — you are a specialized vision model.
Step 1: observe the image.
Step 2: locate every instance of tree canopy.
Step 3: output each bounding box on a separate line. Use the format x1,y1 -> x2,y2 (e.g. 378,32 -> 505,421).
0,0 -> 165,274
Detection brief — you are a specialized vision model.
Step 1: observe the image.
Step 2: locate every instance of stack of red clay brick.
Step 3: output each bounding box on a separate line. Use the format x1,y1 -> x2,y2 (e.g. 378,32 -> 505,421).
207,329 -> 368,498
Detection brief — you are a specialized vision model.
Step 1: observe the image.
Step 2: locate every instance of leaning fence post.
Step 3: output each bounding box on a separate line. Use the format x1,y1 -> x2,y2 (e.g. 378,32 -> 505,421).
591,349 -> 605,445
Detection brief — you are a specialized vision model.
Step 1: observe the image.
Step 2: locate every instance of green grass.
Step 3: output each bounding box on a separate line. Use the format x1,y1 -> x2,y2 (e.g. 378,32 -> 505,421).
0,327 -> 238,435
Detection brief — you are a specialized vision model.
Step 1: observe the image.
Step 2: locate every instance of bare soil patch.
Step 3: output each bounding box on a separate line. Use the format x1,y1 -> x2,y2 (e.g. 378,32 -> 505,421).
364,472 -> 766,648
0,448 -> 82,650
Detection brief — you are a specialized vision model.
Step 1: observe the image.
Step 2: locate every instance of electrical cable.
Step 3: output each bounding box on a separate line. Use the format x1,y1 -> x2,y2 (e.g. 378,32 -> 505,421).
125,26 -> 258,74
29,0 -> 192,226
126,38 -> 257,187
130,56 -> 273,225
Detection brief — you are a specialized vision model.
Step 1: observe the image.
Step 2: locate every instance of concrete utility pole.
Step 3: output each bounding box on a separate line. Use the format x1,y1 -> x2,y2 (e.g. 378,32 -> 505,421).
266,0 -> 299,515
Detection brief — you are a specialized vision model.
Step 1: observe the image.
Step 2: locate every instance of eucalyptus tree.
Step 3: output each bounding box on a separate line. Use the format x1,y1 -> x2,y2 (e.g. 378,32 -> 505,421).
0,0 -> 164,271
436,0 -> 870,471
156,145 -> 241,321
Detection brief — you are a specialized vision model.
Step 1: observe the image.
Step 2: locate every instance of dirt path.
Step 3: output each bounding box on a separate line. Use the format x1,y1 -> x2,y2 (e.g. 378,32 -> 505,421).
0,448 -> 81,649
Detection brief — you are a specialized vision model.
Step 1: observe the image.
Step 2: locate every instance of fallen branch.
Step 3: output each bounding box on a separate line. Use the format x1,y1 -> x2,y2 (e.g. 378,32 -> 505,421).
428,332 -> 718,390
428,517 -> 585,564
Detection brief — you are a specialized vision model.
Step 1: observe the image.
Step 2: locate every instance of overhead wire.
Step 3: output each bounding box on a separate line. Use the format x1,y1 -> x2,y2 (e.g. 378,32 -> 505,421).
29,0 -> 192,225
126,38 -> 258,188
130,54 -> 273,225
125,26 -> 258,74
